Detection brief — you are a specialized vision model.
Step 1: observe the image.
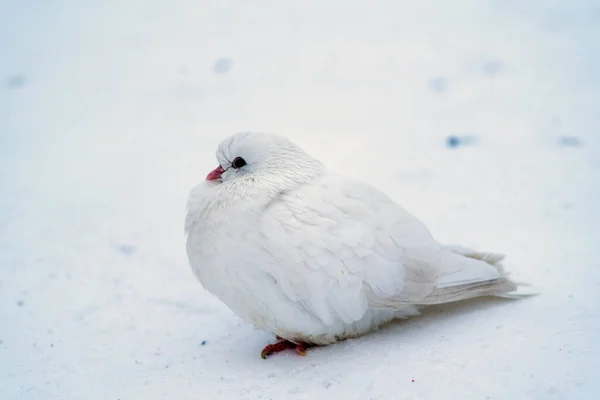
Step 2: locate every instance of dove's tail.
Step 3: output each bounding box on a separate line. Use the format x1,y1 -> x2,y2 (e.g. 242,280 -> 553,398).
417,245 -> 535,305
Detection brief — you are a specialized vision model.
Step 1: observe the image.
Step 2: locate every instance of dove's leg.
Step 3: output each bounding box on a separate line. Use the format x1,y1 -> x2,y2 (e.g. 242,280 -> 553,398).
295,342 -> 309,356
261,339 -> 311,359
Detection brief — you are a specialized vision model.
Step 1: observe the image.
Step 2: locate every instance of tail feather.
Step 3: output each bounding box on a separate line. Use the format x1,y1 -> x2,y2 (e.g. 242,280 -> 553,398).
417,245 -> 534,305
418,276 -> 518,305
443,245 -> 506,266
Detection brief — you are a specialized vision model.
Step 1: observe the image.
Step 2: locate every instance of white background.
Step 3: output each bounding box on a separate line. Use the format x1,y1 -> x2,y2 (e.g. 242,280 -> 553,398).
1,1 -> 599,399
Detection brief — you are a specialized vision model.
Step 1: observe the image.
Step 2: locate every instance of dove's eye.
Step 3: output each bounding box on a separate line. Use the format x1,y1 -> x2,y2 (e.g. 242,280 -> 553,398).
231,157 -> 247,169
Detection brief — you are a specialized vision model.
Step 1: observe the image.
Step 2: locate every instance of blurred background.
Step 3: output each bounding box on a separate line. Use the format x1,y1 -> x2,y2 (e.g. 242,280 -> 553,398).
1,1 -> 599,399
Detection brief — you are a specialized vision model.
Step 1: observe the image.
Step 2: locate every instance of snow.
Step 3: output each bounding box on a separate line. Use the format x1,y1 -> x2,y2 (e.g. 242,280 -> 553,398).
1,1 -> 599,399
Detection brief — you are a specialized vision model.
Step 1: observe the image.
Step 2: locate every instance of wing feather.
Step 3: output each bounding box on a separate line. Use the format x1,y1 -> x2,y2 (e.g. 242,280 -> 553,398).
258,174 -> 439,325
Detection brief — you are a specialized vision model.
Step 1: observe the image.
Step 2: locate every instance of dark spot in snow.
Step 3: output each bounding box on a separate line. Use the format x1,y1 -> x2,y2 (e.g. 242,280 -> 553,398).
50,344 -> 54,347
201,340 -> 207,345
5,75 -> 26,89
446,136 -> 461,148
119,244 -> 137,255
412,379 -> 415,383
429,77 -> 447,93
213,58 -> 232,74
446,135 -> 477,149
559,136 -> 582,147
17,300 -> 24,307
482,60 -> 503,76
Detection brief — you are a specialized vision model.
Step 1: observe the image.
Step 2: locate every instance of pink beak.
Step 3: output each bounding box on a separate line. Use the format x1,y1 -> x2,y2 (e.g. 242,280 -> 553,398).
206,165 -> 225,181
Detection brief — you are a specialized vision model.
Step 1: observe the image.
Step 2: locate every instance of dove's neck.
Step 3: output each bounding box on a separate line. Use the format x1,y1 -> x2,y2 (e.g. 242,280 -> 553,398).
225,161 -> 325,209
186,160 -> 326,233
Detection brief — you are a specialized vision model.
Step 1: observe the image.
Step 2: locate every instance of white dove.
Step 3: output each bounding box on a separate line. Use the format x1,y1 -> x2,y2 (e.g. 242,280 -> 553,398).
185,132 -> 526,358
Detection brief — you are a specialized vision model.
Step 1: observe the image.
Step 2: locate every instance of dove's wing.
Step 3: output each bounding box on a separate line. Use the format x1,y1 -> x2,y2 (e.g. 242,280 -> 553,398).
258,174 -> 441,326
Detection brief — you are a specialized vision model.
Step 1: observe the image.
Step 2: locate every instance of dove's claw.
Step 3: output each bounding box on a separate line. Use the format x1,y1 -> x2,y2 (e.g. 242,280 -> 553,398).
261,339 -> 311,359
295,343 -> 308,356
261,340 -> 296,359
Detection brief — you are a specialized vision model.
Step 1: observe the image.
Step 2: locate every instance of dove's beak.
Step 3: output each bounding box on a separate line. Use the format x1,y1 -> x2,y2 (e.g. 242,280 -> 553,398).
206,165 -> 225,181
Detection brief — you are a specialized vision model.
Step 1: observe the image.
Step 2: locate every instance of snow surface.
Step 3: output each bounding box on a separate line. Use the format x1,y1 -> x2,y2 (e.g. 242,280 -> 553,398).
1,1 -> 599,399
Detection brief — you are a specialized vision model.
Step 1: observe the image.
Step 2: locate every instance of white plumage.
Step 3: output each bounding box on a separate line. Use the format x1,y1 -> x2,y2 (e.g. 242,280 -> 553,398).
185,132 -> 525,356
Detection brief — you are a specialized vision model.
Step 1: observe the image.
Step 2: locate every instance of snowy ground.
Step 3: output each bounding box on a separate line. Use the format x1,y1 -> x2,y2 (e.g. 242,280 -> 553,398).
1,1 -> 599,399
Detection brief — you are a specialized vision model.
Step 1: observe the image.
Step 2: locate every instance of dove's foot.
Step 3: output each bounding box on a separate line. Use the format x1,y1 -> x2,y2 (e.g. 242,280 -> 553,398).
261,339 -> 311,359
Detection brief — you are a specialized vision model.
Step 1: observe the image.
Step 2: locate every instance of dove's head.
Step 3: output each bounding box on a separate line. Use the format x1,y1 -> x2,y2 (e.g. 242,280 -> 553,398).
206,132 -> 326,188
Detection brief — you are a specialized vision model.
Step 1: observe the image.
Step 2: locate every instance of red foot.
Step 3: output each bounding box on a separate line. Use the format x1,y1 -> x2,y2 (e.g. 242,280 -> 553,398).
261,339 -> 311,359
